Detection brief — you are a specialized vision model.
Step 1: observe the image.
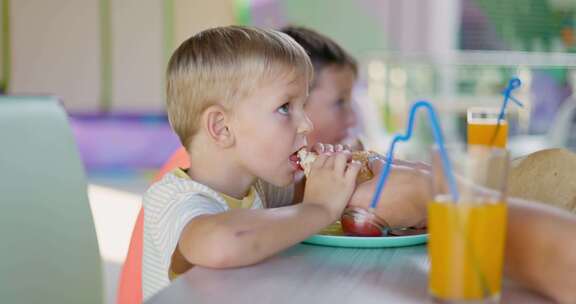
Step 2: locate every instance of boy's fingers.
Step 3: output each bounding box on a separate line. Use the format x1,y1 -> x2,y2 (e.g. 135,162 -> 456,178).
345,160 -> 362,182
311,153 -> 328,169
312,143 -> 325,154
333,152 -> 348,174
324,153 -> 336,169
324,144 -> 335,154
334,144 -> 344,153
342,150 -> 352,161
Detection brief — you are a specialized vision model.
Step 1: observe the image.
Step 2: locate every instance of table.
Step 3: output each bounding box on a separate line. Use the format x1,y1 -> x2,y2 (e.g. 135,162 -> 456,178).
146,244 -> 552,304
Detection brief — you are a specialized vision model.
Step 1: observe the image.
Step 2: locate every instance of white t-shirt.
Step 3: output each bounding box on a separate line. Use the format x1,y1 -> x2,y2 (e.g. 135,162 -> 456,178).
142,169 -> 294,300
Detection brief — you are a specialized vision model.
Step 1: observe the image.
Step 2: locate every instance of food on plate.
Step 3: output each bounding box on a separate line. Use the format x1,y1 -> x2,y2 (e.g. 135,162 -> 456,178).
297,148 -> 387,236
340,207 -> 386,237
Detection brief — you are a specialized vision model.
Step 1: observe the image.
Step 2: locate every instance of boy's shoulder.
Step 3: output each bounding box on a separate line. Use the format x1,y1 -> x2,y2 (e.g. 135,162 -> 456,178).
143,170 -> 228,210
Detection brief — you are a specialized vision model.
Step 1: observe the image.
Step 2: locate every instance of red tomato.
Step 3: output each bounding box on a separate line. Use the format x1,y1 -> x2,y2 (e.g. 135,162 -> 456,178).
341,215 -> 383,237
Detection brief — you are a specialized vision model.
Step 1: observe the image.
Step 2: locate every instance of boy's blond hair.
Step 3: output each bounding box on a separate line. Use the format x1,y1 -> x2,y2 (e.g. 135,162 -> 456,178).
166,26 -> 314,149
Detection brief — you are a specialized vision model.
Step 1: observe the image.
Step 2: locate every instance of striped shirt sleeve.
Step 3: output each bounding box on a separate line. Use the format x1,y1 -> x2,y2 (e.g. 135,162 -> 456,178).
143,182 -> 228,299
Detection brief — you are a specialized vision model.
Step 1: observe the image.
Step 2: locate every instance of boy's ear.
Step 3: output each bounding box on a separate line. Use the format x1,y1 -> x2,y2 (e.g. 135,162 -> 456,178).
202,105 -> 235,148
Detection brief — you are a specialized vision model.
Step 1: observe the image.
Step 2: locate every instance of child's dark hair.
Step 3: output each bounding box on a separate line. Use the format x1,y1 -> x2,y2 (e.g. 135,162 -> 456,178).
280,26 -> 358,80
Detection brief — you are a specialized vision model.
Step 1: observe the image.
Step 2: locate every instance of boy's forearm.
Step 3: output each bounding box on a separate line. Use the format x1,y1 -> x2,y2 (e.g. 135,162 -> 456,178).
179,203 -> 332,268
505,197 -> 576,303
222,204 -> 333,265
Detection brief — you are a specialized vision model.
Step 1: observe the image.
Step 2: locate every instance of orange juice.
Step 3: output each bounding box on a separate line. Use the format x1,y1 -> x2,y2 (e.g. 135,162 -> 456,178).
428,201 -> 507,301
467,122 -> 508,148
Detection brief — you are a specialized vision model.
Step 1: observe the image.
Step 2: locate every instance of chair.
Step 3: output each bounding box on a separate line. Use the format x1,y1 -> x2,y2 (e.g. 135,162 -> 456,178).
0,96 -> 103,303
151,146 -> 189,183
117,146 -> 189,304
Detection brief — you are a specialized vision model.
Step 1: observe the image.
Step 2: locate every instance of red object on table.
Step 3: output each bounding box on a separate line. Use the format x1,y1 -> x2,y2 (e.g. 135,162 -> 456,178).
117,146 -> 190,304
341,215 -> 383,237
340,207 -> 387,237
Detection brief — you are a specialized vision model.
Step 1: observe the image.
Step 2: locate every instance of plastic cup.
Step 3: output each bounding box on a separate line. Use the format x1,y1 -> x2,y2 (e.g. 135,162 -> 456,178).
467,108 -> 508,148
428,145 -> 509,303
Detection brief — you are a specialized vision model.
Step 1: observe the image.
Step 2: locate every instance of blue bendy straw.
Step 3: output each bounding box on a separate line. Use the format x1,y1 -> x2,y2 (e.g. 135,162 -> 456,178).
489,77 -> 524,146
497,77 -> 524,122
369,101 -> 459,209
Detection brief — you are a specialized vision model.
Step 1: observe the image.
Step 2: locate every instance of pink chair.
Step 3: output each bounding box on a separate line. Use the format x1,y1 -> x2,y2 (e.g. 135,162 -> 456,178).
117,146 -> 190,304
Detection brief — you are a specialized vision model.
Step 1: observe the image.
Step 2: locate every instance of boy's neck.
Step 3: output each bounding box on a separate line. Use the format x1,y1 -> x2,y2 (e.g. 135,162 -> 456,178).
186,139 -> 254,200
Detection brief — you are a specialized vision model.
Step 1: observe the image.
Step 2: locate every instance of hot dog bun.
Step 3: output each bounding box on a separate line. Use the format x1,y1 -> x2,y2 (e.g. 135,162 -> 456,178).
297,149 -> 374,184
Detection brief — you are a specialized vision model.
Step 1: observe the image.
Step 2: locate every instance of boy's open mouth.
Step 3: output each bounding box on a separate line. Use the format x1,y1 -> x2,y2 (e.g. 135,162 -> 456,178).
289,151 -> 303,171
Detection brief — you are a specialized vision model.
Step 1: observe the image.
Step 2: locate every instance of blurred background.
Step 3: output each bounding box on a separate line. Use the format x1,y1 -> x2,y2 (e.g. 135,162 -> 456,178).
3,0 -> 576,302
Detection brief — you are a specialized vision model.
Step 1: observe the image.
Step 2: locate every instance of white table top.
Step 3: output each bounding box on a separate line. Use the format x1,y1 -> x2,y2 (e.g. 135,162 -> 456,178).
146,244 -> 552,304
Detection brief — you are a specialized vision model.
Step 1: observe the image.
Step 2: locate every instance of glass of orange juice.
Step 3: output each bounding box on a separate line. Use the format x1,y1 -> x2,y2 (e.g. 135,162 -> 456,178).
428,145 -> 509,303
467,107 -> 508,148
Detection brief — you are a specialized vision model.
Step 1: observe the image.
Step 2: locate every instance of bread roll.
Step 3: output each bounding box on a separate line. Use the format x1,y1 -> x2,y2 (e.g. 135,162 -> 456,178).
297,149 -> 374,184
508,148 -> 576,213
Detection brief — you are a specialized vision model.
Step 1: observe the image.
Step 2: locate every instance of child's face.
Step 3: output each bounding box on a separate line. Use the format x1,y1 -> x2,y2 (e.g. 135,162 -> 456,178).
230,69 -> 312,187
305,65 -> 357,147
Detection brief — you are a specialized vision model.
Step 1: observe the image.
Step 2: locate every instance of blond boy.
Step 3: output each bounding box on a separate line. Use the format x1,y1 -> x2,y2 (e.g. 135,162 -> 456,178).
142,26 -> 362,299
141,25 -> 576,303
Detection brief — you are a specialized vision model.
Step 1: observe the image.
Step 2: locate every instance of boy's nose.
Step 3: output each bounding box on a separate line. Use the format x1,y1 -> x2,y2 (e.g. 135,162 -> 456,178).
297,114 -> 314,134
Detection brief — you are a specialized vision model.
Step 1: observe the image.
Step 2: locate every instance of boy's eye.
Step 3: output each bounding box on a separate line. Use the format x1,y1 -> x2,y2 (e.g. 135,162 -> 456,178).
277,103 -> 290,115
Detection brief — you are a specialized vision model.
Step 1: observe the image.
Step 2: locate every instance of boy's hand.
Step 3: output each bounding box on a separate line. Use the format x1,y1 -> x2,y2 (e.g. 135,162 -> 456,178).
302,144 -> 361,222
348,159 -> 432,228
